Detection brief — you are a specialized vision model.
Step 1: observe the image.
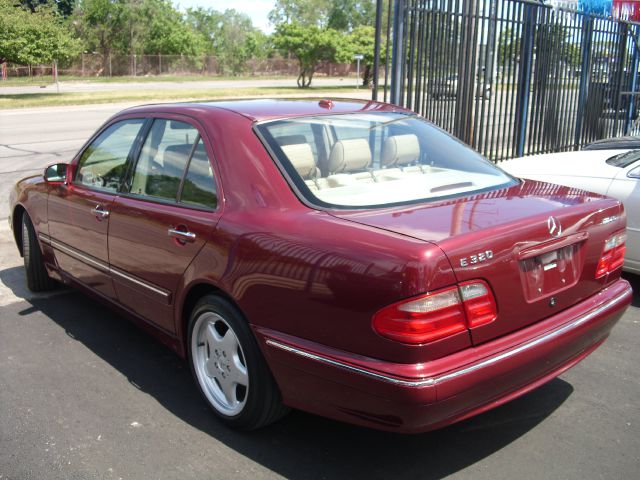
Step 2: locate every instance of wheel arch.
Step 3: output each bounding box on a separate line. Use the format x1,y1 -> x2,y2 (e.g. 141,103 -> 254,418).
179,281 -> 246,355
12,204 -> 26,257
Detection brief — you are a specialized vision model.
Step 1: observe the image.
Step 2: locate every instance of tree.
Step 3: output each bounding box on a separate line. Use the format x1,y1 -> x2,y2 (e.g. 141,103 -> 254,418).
344,25 -> 379,86
137,0 -> 203,56
20,0 -> 75,17
327,0 -> 376,31
269,0 -> 376,31
0,0 -> 81,65
186,7 -> 268,75
273,22 -> 347,87
73,0 -> 127,72
269,0 -> 332,28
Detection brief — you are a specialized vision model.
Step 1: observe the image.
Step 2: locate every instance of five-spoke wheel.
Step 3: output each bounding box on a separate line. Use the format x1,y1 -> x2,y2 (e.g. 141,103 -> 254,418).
192,312 -> 249,416
187,295 -> 288,430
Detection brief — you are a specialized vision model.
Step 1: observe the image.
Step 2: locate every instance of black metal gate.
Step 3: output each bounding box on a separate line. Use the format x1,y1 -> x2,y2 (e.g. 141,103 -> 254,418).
372,0 -> 640,160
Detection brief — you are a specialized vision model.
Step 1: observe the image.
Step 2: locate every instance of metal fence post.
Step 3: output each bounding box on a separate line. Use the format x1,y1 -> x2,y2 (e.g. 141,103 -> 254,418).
390,0 -> 406,106
454,0 -> 479,144
372,0 -> 384,101
574,16 -> 594,148
612,22 -> 628,136
514,3 -> 537,158
625,25 -> 639,135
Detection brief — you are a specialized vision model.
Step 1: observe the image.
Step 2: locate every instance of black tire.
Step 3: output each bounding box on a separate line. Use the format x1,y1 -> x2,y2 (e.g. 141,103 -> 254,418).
187,294 -> 289,430
22,213 -> 56,292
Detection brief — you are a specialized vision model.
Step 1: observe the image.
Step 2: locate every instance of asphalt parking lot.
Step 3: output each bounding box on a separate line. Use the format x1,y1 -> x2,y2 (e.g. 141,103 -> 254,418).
1,105 -> 639,479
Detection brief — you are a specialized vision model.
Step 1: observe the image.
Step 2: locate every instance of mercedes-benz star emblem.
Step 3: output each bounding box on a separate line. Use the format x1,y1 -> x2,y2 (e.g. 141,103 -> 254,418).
547,216 -> 562,238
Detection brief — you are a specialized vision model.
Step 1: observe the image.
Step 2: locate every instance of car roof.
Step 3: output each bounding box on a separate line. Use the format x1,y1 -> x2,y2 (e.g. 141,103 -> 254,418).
582,135 -> 640,151
120,98 -> 409,122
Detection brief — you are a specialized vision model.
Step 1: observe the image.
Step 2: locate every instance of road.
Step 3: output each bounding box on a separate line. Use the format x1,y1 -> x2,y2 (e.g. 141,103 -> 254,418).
0,105 -> 639,480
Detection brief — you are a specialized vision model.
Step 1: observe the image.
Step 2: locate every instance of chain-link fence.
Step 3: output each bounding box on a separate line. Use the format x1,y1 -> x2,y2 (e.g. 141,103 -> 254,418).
1,54 -> 357,83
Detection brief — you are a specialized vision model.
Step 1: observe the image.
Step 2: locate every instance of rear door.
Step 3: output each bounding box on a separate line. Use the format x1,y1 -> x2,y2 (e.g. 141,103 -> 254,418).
47,118 -> 147,300
107,116 -> 221,333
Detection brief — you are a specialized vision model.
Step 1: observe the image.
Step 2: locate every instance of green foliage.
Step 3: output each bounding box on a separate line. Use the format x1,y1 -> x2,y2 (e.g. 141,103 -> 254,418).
273,22 -> 347,87
344,25 -> 379,85
269,0 -> 376,31
74,0 -> 126,59
137,0 -> 203,56
186,7 -> 268,75
327,0 -> 376,31
0,0 -> 81,64
269,0 -> 332,28
20,0 -> 75,17
75,0 -> 204,64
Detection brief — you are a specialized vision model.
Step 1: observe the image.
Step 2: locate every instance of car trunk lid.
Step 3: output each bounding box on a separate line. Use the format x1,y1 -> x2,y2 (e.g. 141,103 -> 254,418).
329,180 -> 625,345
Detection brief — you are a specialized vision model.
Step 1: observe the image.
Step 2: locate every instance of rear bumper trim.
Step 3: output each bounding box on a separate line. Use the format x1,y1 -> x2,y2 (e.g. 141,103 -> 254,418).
266,339 -> 436,388
265,283 -> 632,388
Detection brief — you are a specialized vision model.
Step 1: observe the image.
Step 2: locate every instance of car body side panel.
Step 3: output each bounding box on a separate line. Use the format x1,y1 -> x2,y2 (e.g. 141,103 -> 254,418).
46,184 -> 118,300
607,164 -> 640,272
177,208 -> 468,364
108,197 -> 218,333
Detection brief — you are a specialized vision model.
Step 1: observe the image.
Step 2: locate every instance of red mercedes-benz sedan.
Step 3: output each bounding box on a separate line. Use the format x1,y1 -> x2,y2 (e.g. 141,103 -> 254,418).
8,99 -> 632,433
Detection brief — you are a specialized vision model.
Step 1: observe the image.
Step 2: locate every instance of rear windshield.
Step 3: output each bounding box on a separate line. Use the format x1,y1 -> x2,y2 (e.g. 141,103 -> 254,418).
255,112 -> 516,209
606,149 -> 640,168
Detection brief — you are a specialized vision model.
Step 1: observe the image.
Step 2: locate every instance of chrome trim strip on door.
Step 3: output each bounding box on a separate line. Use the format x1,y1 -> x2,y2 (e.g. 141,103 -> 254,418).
109,267 -> 170,299
49,238 -> 110,273
266,284 -> 631,388
48,236 -> 170,299
37,233 -> 51,245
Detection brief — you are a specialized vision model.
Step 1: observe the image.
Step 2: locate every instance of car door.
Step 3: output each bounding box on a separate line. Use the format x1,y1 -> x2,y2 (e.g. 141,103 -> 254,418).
107,116 -> 221,333
607,159 -> 640,271
47,118 -> 147,300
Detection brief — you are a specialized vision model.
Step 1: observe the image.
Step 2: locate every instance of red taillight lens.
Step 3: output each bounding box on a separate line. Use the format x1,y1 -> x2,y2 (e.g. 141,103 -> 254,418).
459,281 -> 498,328
372,281 -> 497,344
596,231 -> 626,279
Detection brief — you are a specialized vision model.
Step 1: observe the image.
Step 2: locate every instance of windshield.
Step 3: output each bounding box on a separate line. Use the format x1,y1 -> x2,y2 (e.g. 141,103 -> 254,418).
606,149 -> 640,168
256,112 -> 516,209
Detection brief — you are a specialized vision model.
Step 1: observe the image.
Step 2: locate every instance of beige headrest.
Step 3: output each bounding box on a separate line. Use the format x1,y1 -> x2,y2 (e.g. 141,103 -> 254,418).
327,138 -> 372,173
281,143 -> 319,179
381,134 -> 420,167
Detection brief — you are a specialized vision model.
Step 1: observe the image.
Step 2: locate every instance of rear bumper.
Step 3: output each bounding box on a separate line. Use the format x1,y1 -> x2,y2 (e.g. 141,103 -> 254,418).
256,279 -> 632,433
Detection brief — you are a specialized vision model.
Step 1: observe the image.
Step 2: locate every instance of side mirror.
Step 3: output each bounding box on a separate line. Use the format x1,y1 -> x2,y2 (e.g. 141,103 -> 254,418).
44,163 -> 68,184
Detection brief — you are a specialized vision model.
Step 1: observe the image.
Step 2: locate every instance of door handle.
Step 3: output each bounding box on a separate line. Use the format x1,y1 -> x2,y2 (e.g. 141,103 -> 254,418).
91,205 -> 110,219
168,228 -> 196,243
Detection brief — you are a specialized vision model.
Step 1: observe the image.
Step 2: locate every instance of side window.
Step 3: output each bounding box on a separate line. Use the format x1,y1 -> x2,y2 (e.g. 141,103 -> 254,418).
76,119 -> 145,192
179,139 -> 217,210
130,119 -> 199,202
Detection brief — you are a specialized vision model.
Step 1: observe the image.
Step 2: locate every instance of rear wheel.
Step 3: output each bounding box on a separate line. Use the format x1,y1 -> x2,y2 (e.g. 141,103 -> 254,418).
22,213 -> 56,292
188,295 -> 288,430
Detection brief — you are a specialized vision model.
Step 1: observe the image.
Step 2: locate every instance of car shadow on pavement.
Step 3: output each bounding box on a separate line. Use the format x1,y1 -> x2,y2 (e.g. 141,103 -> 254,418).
9,285 -> 575,480
622,273 -> 639,307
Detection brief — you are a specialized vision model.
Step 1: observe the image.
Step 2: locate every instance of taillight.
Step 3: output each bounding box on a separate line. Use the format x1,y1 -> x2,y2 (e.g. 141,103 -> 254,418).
372,281 -> 497,344
459,281 -> 498,328
596,231 -> 626,279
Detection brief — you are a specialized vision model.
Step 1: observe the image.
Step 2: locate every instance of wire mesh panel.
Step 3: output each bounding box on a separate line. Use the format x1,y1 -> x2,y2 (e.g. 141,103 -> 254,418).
374,0 -> 640,160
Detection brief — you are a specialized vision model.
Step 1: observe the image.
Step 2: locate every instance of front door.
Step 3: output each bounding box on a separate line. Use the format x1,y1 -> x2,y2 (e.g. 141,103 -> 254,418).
107,117 -> 221,333
47,118 -> 147,300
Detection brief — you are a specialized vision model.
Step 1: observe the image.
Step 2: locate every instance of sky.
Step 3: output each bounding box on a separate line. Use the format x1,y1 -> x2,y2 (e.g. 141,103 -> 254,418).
173,0 -> 276,33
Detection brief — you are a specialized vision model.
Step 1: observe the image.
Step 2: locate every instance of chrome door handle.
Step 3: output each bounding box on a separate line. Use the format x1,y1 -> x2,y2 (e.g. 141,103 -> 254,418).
91,205 -> 110,219
168,228 -> 196,242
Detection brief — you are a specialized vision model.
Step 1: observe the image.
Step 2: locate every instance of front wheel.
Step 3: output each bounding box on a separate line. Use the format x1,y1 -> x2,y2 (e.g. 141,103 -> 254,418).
188,295 -> 288,430
22,213 -> 56,292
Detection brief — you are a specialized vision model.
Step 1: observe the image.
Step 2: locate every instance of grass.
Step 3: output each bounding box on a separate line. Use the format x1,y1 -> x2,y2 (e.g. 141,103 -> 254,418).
0,74 -> 349,87
0,85 -> 367,109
